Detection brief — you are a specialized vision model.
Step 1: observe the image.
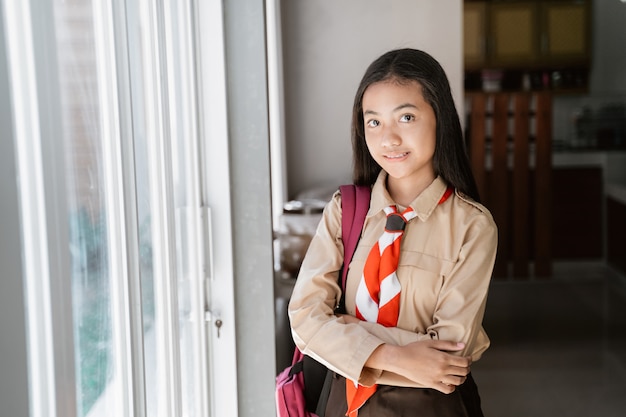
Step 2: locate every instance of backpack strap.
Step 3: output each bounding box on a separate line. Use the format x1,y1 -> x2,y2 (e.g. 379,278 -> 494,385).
339,184 -> 371,291
303,184 -> 371,416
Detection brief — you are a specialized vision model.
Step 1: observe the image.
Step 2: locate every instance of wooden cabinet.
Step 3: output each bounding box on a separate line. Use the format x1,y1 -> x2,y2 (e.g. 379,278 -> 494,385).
552,167 -> 603,259
490,2 -> 539,66
540,2 -> 590,65
464,2 -> 488,68
464,1 -> 591,70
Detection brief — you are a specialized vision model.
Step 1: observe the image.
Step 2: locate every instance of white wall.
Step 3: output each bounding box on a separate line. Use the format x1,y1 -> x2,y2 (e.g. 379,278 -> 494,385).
281,0 -> 463,198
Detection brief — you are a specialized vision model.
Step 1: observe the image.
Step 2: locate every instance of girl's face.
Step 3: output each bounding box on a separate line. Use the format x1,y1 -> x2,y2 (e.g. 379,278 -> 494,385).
362,79 -> 437,190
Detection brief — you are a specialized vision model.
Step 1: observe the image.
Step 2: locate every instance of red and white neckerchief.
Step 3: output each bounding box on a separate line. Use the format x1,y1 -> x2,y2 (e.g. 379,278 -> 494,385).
346,186 -> 454,417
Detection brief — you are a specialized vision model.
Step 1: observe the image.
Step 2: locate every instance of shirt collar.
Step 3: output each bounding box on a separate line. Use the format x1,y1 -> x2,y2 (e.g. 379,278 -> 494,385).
369,170 -> 449,222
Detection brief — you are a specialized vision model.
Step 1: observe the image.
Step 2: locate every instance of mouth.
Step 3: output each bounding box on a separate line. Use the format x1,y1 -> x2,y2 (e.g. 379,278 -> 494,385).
384,152 -> 409,160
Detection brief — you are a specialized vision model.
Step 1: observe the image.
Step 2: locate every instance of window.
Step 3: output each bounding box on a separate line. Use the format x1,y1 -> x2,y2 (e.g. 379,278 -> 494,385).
4,0 -> 237,416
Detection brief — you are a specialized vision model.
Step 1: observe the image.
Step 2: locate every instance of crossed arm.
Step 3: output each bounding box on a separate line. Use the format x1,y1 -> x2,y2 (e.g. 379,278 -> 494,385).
340,314 -> 471,394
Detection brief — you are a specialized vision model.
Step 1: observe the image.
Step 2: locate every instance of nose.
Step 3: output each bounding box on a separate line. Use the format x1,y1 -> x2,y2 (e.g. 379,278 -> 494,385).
380,125 -> 401,148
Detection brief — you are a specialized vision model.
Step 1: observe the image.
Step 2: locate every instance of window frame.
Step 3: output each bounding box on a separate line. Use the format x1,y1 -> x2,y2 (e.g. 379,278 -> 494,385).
3,0 -> 77,415
3,0 -> 239,416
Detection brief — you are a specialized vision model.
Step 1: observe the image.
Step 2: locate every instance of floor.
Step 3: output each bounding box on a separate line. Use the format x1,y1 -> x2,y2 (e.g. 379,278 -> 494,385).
472,262 -> 626,417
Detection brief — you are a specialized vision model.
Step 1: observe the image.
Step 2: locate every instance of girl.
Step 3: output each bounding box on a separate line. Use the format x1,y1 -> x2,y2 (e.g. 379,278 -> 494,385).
288,48 -> 497,417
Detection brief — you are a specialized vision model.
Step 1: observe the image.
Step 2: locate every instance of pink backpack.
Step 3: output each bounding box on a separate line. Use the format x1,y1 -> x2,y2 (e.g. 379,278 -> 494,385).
275,185 -> 371,417
275,347 -> 312,416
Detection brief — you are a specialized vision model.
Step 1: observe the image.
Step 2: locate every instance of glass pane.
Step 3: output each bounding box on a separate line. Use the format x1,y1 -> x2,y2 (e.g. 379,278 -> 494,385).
52,0 -> 162,414
52,0 -> 208,415
51,1 -> 114,416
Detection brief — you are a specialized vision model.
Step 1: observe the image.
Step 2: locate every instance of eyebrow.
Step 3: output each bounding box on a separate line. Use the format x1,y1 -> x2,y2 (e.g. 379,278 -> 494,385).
363,103 -> 418,116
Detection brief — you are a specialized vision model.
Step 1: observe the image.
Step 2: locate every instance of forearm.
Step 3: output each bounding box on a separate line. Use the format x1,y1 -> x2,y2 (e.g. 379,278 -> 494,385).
340,313 -> 431,345
363,339 -> 471,392
365,343 -> 402,374
357,320 -> 433,346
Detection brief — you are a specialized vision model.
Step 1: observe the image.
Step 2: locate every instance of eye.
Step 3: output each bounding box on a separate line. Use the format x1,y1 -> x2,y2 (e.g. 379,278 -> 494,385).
400,114 -> 415,123
366,119 -> 380,128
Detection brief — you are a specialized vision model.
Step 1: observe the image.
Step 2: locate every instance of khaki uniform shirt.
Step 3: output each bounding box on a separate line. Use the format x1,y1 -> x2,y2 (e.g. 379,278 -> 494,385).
288,171 -> 498,388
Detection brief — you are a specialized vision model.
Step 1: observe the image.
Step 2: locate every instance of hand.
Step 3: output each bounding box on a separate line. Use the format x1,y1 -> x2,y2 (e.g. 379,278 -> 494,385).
372,340 -> 471,394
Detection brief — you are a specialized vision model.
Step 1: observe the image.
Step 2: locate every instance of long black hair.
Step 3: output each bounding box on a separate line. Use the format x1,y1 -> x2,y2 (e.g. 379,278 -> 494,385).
351,48 -> 480,202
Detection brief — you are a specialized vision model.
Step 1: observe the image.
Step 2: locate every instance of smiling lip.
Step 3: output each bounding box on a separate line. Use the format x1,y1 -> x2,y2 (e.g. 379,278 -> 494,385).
384,152 -> 409,160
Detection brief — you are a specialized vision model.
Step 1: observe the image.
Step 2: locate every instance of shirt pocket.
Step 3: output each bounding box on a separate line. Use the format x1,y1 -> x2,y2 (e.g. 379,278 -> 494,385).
398,250 -> 454,277
397,251 -> 455,332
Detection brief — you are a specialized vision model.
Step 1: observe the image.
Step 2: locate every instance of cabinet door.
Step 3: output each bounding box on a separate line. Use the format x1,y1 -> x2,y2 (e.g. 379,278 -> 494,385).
464,2 -> 488,69
552,167 -> 603,259
541,2 -> 590,64
490,2 -> 539,67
